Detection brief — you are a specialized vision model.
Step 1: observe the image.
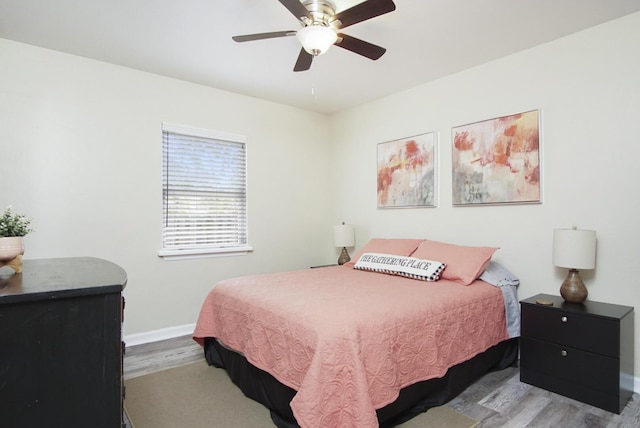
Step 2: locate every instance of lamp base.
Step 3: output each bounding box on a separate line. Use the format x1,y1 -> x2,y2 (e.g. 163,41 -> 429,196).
337,247 -> 351,265
560,269 -> 588,303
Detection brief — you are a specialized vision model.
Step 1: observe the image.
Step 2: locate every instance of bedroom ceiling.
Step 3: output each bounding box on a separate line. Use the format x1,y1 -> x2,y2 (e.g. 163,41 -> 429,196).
1,0 -> 639,115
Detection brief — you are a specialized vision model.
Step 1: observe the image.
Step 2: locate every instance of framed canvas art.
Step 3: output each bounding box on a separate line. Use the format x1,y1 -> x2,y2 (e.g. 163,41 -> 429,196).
377,132 -> 437,208
452,110 -> 541,205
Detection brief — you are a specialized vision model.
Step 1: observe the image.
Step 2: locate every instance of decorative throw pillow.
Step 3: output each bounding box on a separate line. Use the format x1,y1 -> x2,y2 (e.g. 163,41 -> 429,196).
354,252 -> 446,282
344,238 -> 424,267
411,240 -> 499,285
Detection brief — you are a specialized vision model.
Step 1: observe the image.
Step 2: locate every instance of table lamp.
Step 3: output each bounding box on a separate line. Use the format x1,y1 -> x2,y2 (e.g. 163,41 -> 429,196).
553,227 -> 596,303
334,222 -> 355,265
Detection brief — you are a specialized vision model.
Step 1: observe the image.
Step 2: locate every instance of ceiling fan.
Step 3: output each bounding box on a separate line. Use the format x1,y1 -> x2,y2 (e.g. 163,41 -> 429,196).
232,0 -> 396,72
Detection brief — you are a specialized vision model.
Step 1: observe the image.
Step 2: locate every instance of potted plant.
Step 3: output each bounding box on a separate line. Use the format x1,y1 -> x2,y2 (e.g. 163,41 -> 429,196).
0,206 -> 33,270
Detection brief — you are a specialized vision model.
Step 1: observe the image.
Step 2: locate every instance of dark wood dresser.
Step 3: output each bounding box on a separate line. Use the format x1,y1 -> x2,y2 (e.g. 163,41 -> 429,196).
0,257 -> 127,427
520,293 -> 634,414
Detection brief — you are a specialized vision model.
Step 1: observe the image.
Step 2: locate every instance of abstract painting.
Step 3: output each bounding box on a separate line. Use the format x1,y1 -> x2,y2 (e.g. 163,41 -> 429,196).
452,110 -> 541,205
377,132 -> 436,208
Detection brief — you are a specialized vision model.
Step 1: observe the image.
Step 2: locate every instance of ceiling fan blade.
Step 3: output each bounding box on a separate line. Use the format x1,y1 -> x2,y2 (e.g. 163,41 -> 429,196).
335,33 -> 386,60
331,0 -> 396,29
293,48 -> 313,72
232,31 -> 296,42
278,0 -> 312,21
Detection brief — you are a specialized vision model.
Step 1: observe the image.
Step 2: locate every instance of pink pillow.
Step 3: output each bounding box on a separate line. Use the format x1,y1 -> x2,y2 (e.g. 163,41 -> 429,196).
411,240 -> 499,285
345,238 -> 424,267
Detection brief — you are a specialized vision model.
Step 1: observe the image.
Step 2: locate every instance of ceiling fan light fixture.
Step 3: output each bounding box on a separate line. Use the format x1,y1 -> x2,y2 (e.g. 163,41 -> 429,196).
297,24 -> 337,56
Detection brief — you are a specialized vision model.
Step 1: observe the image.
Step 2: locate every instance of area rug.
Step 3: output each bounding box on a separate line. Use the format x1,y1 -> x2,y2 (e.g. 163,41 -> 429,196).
124,359 -> 479,428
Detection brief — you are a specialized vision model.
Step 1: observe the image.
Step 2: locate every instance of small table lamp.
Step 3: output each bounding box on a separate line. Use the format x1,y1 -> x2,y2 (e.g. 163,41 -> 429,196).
334,222 -> 355,265
553,227 -> 596,303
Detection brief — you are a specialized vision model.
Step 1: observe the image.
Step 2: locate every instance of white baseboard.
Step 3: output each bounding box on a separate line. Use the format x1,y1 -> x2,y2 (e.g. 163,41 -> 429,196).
123,323 -> 196,347
123,326 -> 640,394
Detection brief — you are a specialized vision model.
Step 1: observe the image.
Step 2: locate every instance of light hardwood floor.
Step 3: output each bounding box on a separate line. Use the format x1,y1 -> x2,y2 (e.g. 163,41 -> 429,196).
124,336 -> 640,427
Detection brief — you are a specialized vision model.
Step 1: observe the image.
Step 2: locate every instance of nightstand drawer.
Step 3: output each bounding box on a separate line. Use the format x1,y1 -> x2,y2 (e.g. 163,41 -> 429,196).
521,304 -> 619,357
520,336 -> 618,393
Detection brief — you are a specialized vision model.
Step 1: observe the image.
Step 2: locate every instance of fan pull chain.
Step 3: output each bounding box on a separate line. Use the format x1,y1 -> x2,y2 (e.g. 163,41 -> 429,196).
311,64 -> 318,103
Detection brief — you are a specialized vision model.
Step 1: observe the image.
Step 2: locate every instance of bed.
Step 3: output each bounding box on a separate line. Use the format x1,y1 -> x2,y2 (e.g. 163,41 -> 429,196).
193,239 -> 520,428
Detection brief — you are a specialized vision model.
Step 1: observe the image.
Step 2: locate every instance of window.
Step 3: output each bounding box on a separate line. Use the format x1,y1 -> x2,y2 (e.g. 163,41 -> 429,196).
158,123 -> 251,259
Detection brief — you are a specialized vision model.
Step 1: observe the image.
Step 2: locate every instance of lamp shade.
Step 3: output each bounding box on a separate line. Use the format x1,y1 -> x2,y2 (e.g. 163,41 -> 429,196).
553,228 -> 596,270
297,25 -> 337,56
334,223 -> 355,248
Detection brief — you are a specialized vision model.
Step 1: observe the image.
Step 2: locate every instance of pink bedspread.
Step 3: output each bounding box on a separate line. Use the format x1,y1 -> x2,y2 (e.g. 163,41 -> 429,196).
193,266 -> 508,428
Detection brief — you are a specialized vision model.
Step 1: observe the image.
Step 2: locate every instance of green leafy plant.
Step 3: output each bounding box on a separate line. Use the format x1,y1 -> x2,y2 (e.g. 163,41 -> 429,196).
0,206 -> 33,237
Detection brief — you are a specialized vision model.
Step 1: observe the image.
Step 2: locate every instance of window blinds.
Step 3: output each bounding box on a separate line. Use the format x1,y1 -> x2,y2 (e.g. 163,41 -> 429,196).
162,127 -> 247,252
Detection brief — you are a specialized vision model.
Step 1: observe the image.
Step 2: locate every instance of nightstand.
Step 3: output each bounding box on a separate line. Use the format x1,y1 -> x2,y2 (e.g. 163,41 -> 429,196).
520,293 -> 634,414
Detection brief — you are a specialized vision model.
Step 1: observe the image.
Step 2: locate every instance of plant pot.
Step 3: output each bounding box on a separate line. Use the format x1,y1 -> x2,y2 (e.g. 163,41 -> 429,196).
0,236 -> 25,261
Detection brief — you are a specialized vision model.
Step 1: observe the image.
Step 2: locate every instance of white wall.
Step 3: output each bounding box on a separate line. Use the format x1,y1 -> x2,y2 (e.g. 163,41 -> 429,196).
330,12 -> 640,377
2,11 -> 640,380
0,39 -> 334,336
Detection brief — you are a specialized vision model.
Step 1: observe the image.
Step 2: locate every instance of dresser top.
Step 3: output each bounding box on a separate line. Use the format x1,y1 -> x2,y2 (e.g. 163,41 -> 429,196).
0,257 -> 127,305
521,293 -> 633,320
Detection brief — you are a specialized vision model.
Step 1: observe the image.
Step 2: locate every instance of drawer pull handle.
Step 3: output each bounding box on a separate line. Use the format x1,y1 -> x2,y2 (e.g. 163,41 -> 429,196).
561,350 -> 568,357
561,316 -> 568,322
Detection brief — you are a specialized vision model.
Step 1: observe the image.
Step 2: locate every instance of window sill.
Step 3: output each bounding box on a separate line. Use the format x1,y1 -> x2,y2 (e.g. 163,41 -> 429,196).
158,245 -> 253,261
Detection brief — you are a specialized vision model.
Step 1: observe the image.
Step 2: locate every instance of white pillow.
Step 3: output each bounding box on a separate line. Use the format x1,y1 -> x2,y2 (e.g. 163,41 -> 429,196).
354,252 -> 446,282
479,261 -> 520,287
